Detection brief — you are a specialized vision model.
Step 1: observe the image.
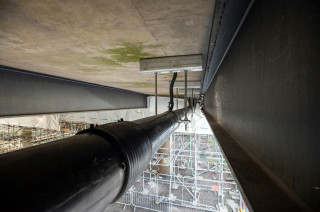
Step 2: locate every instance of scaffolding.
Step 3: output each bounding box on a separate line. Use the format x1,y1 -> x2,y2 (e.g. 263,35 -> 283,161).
115,133 -> 243,212
0,120 -> 89,154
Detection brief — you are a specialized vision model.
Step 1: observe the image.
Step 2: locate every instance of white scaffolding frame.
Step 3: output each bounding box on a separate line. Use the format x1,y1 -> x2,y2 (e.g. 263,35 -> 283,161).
116,132 -> 243,212
0,120 -> 89,154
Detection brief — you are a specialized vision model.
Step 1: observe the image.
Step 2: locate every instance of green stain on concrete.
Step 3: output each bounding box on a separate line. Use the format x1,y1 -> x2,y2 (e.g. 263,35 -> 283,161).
93,57 -> 122,66
103,42 -> 161,63
88,42 -> 162,67
143,44 -> 163,49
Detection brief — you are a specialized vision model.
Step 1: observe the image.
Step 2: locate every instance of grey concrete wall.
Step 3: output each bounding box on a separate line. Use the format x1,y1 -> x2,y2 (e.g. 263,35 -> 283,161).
204,0 -> 320,210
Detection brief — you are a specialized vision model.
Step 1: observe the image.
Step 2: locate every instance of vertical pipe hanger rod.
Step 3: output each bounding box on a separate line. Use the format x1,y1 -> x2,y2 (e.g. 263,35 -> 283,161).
176,88 -> 179,110
155,73 -> 158,115
191,88 -> 194,117
184,70 -> 188,131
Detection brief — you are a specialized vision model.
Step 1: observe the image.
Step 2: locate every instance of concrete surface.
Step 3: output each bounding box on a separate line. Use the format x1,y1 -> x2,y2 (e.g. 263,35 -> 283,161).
204,0 -> 320,210
0,0 -> 215,95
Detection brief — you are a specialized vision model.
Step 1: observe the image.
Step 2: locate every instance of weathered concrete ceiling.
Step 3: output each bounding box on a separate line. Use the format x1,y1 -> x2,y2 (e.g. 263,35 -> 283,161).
0,0 -> 215,95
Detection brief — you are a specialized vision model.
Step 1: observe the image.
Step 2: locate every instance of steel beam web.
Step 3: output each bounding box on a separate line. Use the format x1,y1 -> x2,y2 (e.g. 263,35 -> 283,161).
0,66 -> 147,117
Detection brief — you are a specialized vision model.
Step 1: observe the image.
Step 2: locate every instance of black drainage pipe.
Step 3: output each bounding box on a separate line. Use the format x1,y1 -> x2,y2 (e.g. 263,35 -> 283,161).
0,108 -> 191,212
